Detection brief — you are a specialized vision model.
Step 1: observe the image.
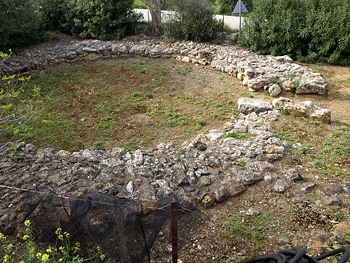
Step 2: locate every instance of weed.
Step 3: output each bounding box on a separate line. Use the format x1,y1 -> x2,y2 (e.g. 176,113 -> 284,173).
140,67 -> 148,74
131,92 -> 141,98
152,77 -> 162,85
270,77 -> 280,86
313,161 -> 326,169
147,103 -> 160,116
227,131 -> 251,140
166,109 -> 188,127
284,72 -> 296,79
196,119 -> 206,127
220,215 -> 268,248
145,93 -> 154,99
280,109 -> 290,116
176,67 -> 192,76
153,86 -> 163,92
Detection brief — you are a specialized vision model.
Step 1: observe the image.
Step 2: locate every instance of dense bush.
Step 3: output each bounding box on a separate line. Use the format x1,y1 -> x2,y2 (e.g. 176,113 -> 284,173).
242,0 -> 350,64
0,0 -> 46,52
38,0 -> 70,33
64,0 -> 142,40
164,0 -> 217,42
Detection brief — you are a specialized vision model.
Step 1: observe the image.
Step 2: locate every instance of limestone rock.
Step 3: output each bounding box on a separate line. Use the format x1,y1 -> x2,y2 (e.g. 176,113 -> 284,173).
268,84 -> 282,97
272,97 -> 331,123
297,74 -> 327,95
238,97 -> 273,114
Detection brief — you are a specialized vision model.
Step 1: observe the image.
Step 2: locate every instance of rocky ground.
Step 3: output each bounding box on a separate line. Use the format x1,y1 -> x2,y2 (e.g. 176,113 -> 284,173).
0,34 -> 350,262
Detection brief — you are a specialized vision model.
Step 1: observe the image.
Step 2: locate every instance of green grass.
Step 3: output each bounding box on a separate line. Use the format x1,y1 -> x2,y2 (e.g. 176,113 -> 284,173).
11,58 -> 237,152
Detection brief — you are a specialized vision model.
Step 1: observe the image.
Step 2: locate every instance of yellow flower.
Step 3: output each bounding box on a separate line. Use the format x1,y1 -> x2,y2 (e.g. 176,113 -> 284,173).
41,254 -> 49,262
3,254 -> 10,263
59,246 -> 64,251
45,246 -> 53,253
6,243 -> 13,250
0,232 -> 6,240
96,245 -> 101,251
19,261 -> 25,263
78,259 -> 83,263
63,231 -> 70,238
36,252 -> 42,259
24,220 -> 31,227
23,234 -> 30,241
75,242 -> 81,248
58,258 -> 63,262
55,228 -> 62,235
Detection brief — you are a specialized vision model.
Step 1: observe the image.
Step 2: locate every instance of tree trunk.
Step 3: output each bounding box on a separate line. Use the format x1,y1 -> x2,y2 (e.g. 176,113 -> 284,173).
142,0 -> 164,36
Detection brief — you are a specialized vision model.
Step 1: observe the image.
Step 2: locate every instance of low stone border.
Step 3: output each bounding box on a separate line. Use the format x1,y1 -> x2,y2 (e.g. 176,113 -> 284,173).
1,37 -> 327,95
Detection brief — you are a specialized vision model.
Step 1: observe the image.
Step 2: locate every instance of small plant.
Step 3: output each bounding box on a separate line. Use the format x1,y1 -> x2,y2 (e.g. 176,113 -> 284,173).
227,131 -> 251,140
313,161 -> 326,169
140,67 -> 148,74
293,77 -> 302,88
145,93 -> 154,99
176,67 -> 192,76
0,220 -> 102,263
280,109 -> 290,116
284,72 -> 296,79
270,77 -> 281,86
196,119 -> 206,127
219,215 -> 268,248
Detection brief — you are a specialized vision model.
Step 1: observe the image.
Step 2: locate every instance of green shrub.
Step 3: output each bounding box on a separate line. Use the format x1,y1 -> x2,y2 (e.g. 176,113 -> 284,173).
164,0 -> 217,42
0,0 -> 46,52
63,0 -> 142,40
38,0 -> 70,32
242,0 -> 350,65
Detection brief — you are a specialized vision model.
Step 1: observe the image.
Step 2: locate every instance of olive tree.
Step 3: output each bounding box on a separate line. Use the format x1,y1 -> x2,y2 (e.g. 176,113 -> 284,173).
141,0 -> 167,36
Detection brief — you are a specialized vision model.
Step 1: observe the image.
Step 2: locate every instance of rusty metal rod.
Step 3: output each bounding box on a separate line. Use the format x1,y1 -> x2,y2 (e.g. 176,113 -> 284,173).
171,200 -> 178,263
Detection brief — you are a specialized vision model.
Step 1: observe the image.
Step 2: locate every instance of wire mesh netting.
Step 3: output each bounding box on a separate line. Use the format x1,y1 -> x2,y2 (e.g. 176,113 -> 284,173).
1,186 -> 201,263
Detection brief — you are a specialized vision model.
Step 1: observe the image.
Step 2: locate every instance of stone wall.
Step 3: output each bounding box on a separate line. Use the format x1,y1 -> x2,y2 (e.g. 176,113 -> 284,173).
1,37 -> 327,95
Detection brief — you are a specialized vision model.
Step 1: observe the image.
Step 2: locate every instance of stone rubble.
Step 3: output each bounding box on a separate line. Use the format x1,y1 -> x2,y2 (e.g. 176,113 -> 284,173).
1,108 -> 348,236
1,37 -> 327,95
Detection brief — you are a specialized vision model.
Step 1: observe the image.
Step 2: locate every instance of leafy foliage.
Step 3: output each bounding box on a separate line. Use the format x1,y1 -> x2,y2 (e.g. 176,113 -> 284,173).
164,0 -> 217,42
38,0 -> 70,33
0,52 -> 41,154
0,0 -> 46,52
242,0 -> 350,64
63,0 -> 142,40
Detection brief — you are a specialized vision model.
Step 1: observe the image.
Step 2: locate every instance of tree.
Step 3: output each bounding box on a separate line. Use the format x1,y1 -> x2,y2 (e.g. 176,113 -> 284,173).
164,0 -> 217,42
0,52 -> 41,154
0,0 -> 46,52
141,0 -> 166,36
63,0 -> 142,40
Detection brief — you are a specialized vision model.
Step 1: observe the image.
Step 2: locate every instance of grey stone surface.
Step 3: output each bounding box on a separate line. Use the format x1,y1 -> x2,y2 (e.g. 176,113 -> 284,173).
238,97 -> 273,114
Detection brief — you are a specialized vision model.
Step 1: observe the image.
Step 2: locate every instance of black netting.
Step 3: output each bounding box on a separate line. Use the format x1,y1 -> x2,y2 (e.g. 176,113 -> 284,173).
15,188 -> 199,263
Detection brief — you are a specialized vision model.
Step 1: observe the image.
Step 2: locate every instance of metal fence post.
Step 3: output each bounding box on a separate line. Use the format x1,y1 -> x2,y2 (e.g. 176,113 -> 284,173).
170,200 -> 178,263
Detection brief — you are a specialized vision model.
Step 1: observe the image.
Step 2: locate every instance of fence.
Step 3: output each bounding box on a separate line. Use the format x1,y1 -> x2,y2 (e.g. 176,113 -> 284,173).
0,186 -> 201,263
